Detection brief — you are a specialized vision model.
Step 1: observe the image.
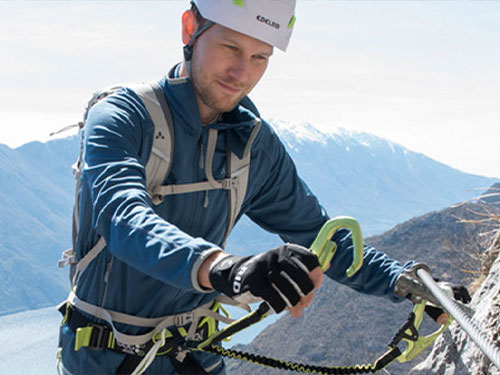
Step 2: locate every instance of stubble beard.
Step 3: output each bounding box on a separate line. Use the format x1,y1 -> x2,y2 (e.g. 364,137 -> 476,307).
191,62 -> 249,116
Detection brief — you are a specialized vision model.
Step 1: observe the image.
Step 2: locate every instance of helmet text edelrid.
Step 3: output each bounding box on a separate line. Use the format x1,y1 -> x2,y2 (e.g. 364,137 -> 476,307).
256,15 -> 280,30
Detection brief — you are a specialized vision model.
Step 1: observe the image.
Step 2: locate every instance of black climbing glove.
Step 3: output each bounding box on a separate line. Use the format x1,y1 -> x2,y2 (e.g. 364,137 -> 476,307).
209,244 -> 320,314
436,281 -> 471,304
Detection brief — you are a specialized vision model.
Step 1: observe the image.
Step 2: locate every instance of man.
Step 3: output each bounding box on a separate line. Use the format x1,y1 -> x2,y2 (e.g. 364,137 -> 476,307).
58,1 -> 469,374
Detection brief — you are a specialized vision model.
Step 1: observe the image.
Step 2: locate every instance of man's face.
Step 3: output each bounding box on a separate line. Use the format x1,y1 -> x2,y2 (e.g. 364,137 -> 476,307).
190,23 -> 273,119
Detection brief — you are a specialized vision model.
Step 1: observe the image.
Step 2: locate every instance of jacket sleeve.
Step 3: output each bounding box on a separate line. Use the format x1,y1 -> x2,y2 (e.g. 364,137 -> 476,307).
82,89 -> 221,292
245,123 -> 411,301
244,123 -> 329,247
326,230 -> 413,302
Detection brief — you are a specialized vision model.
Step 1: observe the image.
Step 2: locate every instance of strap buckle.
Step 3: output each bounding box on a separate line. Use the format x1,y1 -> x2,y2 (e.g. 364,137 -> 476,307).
221,177 -> 238,190
174,312 -> 195,327
58,248 -> 76,268
89,324 -> 106,350
75,323 -> 110,351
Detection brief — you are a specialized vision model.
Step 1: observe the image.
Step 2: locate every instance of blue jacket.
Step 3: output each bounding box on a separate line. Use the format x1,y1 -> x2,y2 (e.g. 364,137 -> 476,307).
61,66 -> 409,374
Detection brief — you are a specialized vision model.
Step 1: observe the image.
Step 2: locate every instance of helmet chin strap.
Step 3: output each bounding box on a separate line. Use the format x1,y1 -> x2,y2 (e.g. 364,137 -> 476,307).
183,20 -> 214,76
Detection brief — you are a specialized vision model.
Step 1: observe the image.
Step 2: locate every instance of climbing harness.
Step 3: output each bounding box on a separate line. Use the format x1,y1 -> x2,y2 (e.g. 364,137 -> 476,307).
58,216 -> 367,375
59,197 -> 484,375
58,293 -> 244,375
59,216 -> 464,374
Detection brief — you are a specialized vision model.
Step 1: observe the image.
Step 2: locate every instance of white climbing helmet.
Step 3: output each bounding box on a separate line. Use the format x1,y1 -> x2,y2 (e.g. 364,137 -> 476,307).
192,0 -> 297,52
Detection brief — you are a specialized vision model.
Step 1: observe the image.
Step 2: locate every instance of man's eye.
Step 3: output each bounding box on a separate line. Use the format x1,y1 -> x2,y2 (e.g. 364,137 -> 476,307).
253,55 -> 268,63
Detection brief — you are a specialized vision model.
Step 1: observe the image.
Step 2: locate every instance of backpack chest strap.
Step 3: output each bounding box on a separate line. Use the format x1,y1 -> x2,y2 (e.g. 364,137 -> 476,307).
150,121 -> 261,246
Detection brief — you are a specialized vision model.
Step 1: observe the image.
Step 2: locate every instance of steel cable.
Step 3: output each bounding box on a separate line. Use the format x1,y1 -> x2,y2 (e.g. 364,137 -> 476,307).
417,269 -> 500,369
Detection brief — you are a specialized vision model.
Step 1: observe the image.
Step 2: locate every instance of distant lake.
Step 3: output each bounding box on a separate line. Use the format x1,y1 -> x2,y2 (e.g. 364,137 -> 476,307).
0,307 -> 60,375
0,303 -> 282,374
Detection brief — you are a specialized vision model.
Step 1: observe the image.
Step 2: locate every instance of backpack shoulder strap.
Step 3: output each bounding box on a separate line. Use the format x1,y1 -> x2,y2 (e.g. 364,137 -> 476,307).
223,118 -> 262,245
129,82 -> 175,204
60,82 -> 175,287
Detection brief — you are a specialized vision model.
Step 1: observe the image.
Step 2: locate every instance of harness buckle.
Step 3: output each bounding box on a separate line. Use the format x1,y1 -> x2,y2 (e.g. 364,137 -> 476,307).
75,323 -> 109,351
88,323 -> 106,350
58,248 -> 76,268
221,177 -> 238,190
174,312 -> 195,327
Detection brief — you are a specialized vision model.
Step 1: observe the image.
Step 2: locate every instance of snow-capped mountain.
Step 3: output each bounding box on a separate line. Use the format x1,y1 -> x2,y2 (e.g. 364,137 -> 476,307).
227,120 -> 496,256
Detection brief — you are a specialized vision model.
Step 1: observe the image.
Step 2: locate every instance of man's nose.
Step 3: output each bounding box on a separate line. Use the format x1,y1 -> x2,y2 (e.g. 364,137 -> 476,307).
227,57 -> 249,83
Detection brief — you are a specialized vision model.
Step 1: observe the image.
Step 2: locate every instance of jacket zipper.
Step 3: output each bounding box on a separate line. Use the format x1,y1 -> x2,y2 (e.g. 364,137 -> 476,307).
184,133 -> 206,233
101,256 -> 114,307
199,134 -> 210,208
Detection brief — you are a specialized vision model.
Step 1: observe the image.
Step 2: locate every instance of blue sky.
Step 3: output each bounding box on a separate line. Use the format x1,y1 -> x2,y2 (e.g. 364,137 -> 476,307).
1,1 -> 499,178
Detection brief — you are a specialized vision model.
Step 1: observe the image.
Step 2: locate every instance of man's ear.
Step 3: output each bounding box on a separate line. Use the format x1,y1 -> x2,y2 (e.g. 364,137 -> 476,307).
182,10 -> 196,45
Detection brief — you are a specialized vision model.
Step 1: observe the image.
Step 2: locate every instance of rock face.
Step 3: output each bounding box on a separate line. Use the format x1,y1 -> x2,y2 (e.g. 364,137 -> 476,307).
410,230 -> 500,375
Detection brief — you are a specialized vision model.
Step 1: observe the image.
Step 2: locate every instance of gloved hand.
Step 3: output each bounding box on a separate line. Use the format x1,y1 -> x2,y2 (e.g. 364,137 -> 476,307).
395,263 -> 471,324
209,244 -> 321,316
433,280 -> 471,304
423,281 -> 471,323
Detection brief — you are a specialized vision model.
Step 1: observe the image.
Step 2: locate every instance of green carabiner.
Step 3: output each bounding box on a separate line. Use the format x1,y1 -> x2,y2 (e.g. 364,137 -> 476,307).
396,301 -> 453,363
310,216 -> 364,277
